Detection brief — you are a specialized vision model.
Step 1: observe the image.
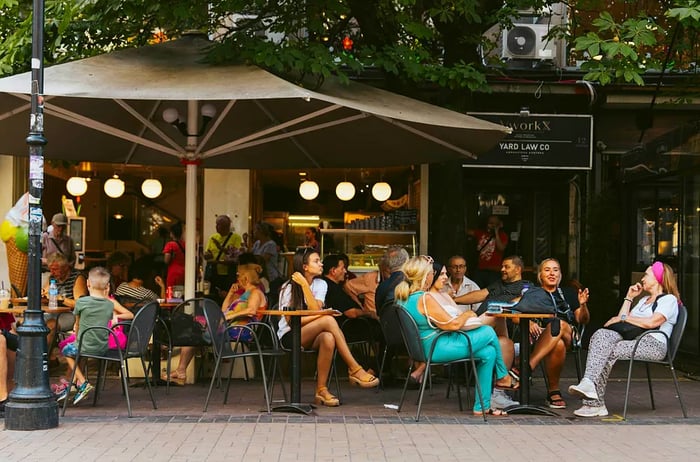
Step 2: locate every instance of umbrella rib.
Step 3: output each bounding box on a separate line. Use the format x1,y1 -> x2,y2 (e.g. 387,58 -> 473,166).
201,104 -> 344,159
0,100 -> 32,122
253,100 -> 321,168
206,113 -> 368,156
194,100 -> 236,156
114,99 -> 183,152
375,115 -> 478,160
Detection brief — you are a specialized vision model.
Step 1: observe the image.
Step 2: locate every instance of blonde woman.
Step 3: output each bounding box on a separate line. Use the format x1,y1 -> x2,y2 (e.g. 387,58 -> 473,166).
223,263 -> 268,342
569,262 -> 679,417
394,256 -> 518,416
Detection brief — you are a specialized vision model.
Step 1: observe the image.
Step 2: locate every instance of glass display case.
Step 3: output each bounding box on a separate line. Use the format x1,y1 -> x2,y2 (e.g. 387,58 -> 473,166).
320,229 -> 416,272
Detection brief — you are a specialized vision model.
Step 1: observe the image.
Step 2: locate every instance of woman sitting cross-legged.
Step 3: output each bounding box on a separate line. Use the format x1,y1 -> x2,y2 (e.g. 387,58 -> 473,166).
277,247 -> 379,407
568,261 -> 679,417
222,263 -> 268,341
394,255 -> 518,416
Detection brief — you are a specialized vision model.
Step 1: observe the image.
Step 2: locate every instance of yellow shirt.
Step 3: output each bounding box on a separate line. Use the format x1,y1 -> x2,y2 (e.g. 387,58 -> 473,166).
205,232 -> 242,275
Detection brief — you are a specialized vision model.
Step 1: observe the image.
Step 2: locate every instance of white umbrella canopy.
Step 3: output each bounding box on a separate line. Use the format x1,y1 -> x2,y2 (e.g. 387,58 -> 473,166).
0,34 -> 509,168
0,34 -> 510,304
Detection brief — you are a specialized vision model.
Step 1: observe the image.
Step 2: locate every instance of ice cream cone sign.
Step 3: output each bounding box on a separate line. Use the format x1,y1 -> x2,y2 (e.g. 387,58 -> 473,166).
2,192 -> 32,296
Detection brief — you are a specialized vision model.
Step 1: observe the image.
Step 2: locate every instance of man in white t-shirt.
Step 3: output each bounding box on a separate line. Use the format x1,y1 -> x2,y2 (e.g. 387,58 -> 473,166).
446,255 -> 481,314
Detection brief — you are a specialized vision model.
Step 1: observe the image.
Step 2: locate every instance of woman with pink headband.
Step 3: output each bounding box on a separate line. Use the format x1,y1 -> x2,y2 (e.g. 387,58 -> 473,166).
568,261 -> 680,417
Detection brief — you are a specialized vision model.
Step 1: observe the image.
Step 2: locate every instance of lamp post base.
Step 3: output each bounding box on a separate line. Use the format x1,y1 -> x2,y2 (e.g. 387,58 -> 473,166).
4,400 -> 59,431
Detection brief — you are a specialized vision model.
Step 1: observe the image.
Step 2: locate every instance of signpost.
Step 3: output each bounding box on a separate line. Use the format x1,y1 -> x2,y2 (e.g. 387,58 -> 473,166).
466,113 -> 593,170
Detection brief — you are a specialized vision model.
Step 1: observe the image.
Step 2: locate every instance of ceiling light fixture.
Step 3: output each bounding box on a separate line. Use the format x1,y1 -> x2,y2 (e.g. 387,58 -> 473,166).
299,179 -> 319,200
141,178 -> 163,199
335,181 -> 355,201
104,174 -> 125,198
371,181 -> 392,202
66,176 -> 88,197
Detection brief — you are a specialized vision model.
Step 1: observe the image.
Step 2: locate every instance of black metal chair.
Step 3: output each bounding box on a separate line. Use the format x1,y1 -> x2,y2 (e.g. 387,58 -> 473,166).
395,305 -> 486,422
160,298 -> 211,385
620,303 -> 688,420
61,301 -> 159,417
377,302 -> 407,389
202,302 -> 272,413
227,313 -> 288,403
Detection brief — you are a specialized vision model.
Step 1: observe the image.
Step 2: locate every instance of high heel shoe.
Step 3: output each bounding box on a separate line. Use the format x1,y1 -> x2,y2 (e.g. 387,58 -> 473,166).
314,387 -> 340,407
348,366 -> 379,388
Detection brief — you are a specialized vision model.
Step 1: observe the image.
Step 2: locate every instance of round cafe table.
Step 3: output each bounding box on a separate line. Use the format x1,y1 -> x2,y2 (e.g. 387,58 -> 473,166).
260,309 -> 341,415
487,312 -> 558,416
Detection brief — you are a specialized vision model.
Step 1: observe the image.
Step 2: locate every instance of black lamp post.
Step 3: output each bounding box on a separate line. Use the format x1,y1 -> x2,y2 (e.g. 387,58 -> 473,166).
5,0 -> 59,430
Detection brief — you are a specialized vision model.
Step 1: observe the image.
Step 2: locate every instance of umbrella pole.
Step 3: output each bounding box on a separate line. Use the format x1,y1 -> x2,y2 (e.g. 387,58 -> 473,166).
5,0 -> 59,430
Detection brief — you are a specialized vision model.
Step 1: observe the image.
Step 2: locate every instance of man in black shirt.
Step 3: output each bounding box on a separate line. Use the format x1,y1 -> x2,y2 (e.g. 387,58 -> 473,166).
374,246 -> 409,315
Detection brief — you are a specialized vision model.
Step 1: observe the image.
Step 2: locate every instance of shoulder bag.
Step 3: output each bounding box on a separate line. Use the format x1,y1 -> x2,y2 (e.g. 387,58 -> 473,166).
204,233 -> 232,281
606,294 -> 667,340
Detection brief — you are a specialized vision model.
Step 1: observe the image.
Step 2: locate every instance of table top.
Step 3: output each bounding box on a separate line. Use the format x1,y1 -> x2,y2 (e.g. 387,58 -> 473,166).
260,309 -> 342,316
0,305 -> 74,315
486,312 -> 555,319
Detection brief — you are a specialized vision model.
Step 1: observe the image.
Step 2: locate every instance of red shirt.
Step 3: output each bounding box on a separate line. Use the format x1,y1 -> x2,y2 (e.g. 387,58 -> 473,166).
163,240 -> 186,287
474,229 -> 508,271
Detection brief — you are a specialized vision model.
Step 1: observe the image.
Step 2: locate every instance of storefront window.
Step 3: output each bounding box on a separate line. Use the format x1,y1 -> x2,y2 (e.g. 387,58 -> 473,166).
681,177 -> 700,353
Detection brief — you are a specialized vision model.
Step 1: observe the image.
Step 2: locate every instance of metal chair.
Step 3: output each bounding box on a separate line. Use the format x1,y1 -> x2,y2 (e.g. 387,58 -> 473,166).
377,302 -> 407,389
395,305 -> 486,422
160,298 -> 211,385
202,302 -> 272,412
620,303 -> 688,420
62,301 -> 159,417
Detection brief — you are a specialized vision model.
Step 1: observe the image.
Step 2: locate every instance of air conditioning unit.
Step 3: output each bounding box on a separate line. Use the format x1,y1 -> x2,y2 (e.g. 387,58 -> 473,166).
502,24 -> 556,60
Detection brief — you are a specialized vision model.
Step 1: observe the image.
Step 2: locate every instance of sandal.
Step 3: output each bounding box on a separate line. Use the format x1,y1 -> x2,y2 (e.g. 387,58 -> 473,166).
161,370 -> 186,386
473,408 -> 508,417
314,387 -> 340,407
495,375 -> 520,391
508,367 -> 520,382
348,366 -> 380,388
546,390 -> 567,409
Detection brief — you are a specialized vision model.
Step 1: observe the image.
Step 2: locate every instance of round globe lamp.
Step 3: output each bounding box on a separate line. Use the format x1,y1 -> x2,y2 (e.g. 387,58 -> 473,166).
299,180 -> 319,200
335,181 -> 355,201
371,182 -> 392,201
104,176 -> 125,198
66,177 -> 88,196
141,178 -> 163,199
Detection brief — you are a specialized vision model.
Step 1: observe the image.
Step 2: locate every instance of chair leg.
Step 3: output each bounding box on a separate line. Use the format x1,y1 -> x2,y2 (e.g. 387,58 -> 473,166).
397,364 -> 413,412
257,352 -> 271,414
645,362 -> 655,410
574,349 -> 583,382
668,361 -> 688,418
93,360 -> 104,406
119,358 -> 133,418
623,358 -> 636,420
140,356 -> 158,410
455,365 -> 464,412
377,347 -> 388,391
203,355 -> 223,412
414,361 -> 432,422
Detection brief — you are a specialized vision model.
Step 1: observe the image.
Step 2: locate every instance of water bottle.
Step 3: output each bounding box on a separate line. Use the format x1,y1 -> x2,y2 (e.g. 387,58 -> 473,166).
48,278 -> 58,310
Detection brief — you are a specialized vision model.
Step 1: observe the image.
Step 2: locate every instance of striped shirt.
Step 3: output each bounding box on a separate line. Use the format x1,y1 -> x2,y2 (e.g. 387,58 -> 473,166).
114,283 -> 159,301
55,269 -> 84,299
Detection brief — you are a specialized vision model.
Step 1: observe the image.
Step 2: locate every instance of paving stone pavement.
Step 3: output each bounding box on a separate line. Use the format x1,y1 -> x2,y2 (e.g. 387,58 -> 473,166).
2,357 -> 700,460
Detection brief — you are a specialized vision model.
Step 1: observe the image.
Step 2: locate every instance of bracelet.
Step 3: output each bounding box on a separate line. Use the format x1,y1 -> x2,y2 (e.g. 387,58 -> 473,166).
624,297 -> 633,303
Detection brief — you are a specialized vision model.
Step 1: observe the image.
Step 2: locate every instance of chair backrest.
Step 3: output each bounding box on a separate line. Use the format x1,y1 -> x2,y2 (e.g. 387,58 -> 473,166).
395,305 -> 428,363
125,301 -> 158,356
667,303 -> 688,361
379,302 -> 405,348
202,299 -> 241,357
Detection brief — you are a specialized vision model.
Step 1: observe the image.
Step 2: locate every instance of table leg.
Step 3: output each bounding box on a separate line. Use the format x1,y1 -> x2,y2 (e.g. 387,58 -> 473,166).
272,314 -> 313,415
503,317 -> 558,416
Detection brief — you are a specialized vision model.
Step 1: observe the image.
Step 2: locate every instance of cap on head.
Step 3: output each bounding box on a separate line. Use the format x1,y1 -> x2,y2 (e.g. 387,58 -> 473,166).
51,213 -> 68,226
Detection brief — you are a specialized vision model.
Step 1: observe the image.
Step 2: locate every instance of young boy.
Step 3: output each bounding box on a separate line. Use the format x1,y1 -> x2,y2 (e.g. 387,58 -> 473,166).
57,266 -> 133,405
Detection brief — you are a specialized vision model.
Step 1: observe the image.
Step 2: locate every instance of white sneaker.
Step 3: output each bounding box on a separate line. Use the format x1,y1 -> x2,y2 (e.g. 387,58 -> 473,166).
568,378 -> 599,400
491,389 -> 519,408
573,405 -> 608,417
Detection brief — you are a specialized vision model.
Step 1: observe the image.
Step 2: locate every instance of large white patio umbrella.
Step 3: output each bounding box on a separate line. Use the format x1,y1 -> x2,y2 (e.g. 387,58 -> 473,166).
0,33 -> 511,298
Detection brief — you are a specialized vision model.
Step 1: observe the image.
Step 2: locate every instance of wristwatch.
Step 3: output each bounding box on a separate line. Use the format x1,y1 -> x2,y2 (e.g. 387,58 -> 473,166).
620,314 -> 627,322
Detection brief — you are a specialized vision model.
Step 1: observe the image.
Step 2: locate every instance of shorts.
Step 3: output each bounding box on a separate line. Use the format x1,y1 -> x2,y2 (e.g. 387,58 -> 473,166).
61,341 -> 78,358
280,332 -> 293,350
1,329 -> 18,351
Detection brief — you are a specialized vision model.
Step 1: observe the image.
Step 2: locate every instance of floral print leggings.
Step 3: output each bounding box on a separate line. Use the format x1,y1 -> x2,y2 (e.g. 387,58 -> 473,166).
582,328 -> 667,407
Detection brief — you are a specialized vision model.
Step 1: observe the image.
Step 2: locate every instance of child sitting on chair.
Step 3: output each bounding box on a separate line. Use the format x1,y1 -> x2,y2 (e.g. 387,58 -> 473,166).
56,266 -> 133,405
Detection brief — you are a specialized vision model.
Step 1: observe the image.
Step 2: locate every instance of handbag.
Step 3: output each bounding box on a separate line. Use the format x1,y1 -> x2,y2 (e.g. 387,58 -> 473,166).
606,322 -> 646,341
107,320 -> 128,350
606,294 -> 668,341
512,287 -> 557,315
162,310 -> 209,346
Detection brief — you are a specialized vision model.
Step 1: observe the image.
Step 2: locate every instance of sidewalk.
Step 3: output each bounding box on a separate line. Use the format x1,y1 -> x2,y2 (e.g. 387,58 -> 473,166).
2,357 -> 700,461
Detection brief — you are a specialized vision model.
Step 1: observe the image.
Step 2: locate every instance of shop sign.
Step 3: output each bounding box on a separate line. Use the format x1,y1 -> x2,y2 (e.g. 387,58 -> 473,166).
466,113 -> 593,170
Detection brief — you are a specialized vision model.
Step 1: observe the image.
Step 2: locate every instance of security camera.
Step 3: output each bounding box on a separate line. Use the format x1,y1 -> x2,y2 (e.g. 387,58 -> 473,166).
595,140 -> 607,151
